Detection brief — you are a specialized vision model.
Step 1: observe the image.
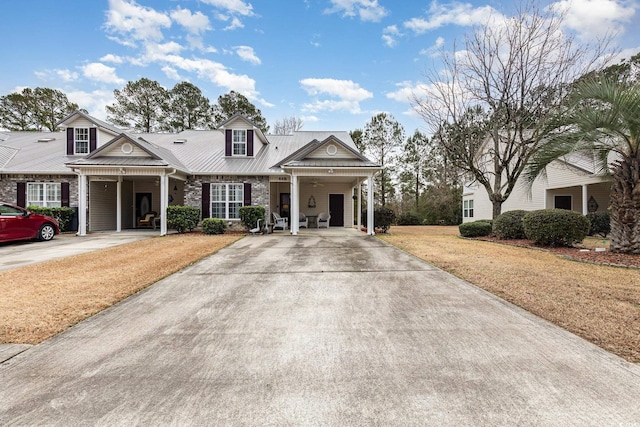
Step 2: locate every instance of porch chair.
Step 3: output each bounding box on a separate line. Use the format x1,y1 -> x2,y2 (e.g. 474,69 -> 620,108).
137,211 -> 157,229
299,212 -> 308,228
272,212 -> 288,231
317,212 -> 330,228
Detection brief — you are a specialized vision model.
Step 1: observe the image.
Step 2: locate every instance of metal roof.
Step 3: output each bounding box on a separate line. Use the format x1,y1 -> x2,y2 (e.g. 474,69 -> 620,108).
0,125 -> 378,176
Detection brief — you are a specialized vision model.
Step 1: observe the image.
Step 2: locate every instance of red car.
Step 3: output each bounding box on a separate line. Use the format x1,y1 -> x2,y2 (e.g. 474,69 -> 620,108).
0,202 -> 60,243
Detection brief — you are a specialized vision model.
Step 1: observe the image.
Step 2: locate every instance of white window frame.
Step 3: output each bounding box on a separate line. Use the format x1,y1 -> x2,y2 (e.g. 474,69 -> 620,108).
463,199 -> 474,218
232,130 -> 247,156
75,127 -> 89,154
27,182 -> 62,207
210,183 -> 244,220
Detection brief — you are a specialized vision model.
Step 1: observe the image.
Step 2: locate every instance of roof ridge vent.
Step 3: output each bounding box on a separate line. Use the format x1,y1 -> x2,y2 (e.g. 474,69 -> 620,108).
173,138 -> 187,144
37,137 -> 56,142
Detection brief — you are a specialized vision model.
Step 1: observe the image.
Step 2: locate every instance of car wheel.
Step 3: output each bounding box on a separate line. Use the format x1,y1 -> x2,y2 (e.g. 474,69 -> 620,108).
38,223 -> 56,241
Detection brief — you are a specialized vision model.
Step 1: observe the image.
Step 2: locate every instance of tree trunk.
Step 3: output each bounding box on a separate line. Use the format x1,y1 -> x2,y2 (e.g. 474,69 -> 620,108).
609,156 -> 640,254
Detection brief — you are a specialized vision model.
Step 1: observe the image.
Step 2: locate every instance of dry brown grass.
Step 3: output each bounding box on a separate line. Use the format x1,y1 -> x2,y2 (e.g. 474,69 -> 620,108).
0,233 -> 242,345
379,226 -> 640,363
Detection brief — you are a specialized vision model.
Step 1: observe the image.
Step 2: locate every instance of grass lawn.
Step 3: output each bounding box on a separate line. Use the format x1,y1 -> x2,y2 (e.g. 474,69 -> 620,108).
379,226 -> 640,363
0,233 -> 242,345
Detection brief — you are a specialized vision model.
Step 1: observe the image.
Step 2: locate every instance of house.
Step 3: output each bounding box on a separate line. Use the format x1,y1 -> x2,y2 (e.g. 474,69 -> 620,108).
462,152 -> 611,222
0,111 -> 381,235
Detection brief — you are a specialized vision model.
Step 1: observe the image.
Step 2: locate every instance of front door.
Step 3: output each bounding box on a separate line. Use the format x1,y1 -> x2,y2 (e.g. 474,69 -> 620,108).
280,193 -> 290,222
136,193 -> 152,219
329,194 -> 344,226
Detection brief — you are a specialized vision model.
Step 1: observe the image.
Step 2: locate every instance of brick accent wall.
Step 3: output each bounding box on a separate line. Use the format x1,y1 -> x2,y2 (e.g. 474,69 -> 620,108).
185,175 -> 270,231
0,174 -> 78,207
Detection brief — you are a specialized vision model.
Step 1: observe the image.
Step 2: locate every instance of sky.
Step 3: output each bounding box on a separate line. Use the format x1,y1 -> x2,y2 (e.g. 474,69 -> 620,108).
0,0 -> 638,134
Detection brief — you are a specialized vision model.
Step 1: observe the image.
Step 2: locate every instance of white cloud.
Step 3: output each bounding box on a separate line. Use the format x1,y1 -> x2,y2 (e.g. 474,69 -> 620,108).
235,46 -> 261,65
386,81 -> 425,103
325,0 -> 388,22
81,63 -> 125,85
201,0 -> 254,16
301,115 -> 319,123
161,66 -> 182,81
170,7 -> 211,34
404,1 -> 500,34
34,69 -> 79,82
382,25 -> 401,48
300,78 -> 373,114
100,54 -> 125,64
66,89 -> 115,121
419,36 -> 445,56
105,0 -> 172,44
547,0 -> 636,39
224,16 -> 244,30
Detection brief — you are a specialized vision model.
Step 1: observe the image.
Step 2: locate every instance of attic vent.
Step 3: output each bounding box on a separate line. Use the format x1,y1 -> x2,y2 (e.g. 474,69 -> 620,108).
174,138 -> 187,144
37,137 -> 56,142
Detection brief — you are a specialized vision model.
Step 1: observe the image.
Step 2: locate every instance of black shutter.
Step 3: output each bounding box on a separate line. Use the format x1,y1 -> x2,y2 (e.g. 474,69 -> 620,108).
225,129 -> 232,156
16,182 -> 26,207
66,128 -> 74,155
202,183 -> 210,219
247,130 -> 254,157
243,183 -> 251,206
89,128 -> 97,152
61,182 -> 70,207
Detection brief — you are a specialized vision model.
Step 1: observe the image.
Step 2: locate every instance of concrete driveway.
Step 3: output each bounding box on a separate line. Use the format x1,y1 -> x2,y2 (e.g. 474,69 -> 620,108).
1,230 -> 640,425
0,232 -> 154,271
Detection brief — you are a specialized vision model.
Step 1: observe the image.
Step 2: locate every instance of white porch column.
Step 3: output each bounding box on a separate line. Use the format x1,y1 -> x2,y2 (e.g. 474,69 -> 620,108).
116,176 -> 122,232
78,173 -> 87,236
367,174 -> 375,236
357,182 -> 362,231
291,172 -> 299,235
160,174 -> 168,236
582,184 -> 588,215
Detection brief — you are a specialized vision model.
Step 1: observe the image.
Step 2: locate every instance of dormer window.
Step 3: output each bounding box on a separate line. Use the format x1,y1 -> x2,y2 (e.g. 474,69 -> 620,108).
75,128 -> 89,154
233,130 -> 247,156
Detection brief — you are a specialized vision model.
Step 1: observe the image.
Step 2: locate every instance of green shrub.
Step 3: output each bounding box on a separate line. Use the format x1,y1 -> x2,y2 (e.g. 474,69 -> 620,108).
202,218 -> 227,235
239,205 -> 266,231
586,211 -> 610,238
397,211 -> 421,225
459,221 -> 493,237
167,205 -> 200,233
362,207 -> 396,233
27,206 -> 75,232
523,209 -> 590,247
493,210 -> 527,239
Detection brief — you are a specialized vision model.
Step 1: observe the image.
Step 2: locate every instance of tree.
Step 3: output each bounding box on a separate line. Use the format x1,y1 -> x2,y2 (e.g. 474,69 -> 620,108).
0,87 -> 78,131
33,87 -> 79,132
412,1 -> 609,219
350,129 -> 364,152
211,90 -> 268,133
166,82 -> 211,132
0,89 -> 36,131
272,115 -> 304,135
362,112 -> 405,207
106,78 -> 169,132
526,77 -> 640,254
398,130 -> 430,212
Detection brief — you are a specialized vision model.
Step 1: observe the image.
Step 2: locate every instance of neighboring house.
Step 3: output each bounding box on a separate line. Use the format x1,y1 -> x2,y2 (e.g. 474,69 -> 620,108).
462,152 -> 611,222
0,111 -> 381,235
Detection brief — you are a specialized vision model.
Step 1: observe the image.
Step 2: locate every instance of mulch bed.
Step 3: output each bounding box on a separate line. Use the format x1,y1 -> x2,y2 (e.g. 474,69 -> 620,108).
473,236 -> 640,269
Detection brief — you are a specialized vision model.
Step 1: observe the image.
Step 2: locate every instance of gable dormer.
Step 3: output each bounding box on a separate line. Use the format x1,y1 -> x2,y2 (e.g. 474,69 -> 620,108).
217,113 -> 268,158
56,110 -> 121,156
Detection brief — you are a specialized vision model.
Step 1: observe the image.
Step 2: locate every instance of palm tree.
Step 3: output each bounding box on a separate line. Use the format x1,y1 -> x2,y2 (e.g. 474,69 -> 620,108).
526,78 -> 640,254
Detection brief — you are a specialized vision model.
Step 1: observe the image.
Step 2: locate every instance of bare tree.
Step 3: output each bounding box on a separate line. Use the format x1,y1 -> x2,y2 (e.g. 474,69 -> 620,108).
272,115 -> 304,135
412,1 -> 611,219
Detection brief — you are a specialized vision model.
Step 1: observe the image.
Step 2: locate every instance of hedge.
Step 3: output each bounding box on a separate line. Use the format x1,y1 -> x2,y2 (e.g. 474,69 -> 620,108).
27,206 -> 75,232
586,211 -> 610,238
167,205 -> 200,233
362,207 -> 396,233
239,206 -> 266,231
202,218 -> 228,235
493,210 -> 527,239
522,209 -> 590,247
396,211 -> 422,225
459,221 -> 493,237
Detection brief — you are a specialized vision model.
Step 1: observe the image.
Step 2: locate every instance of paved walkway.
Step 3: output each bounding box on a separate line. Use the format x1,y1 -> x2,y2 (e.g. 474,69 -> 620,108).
2,231 -> 640,425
